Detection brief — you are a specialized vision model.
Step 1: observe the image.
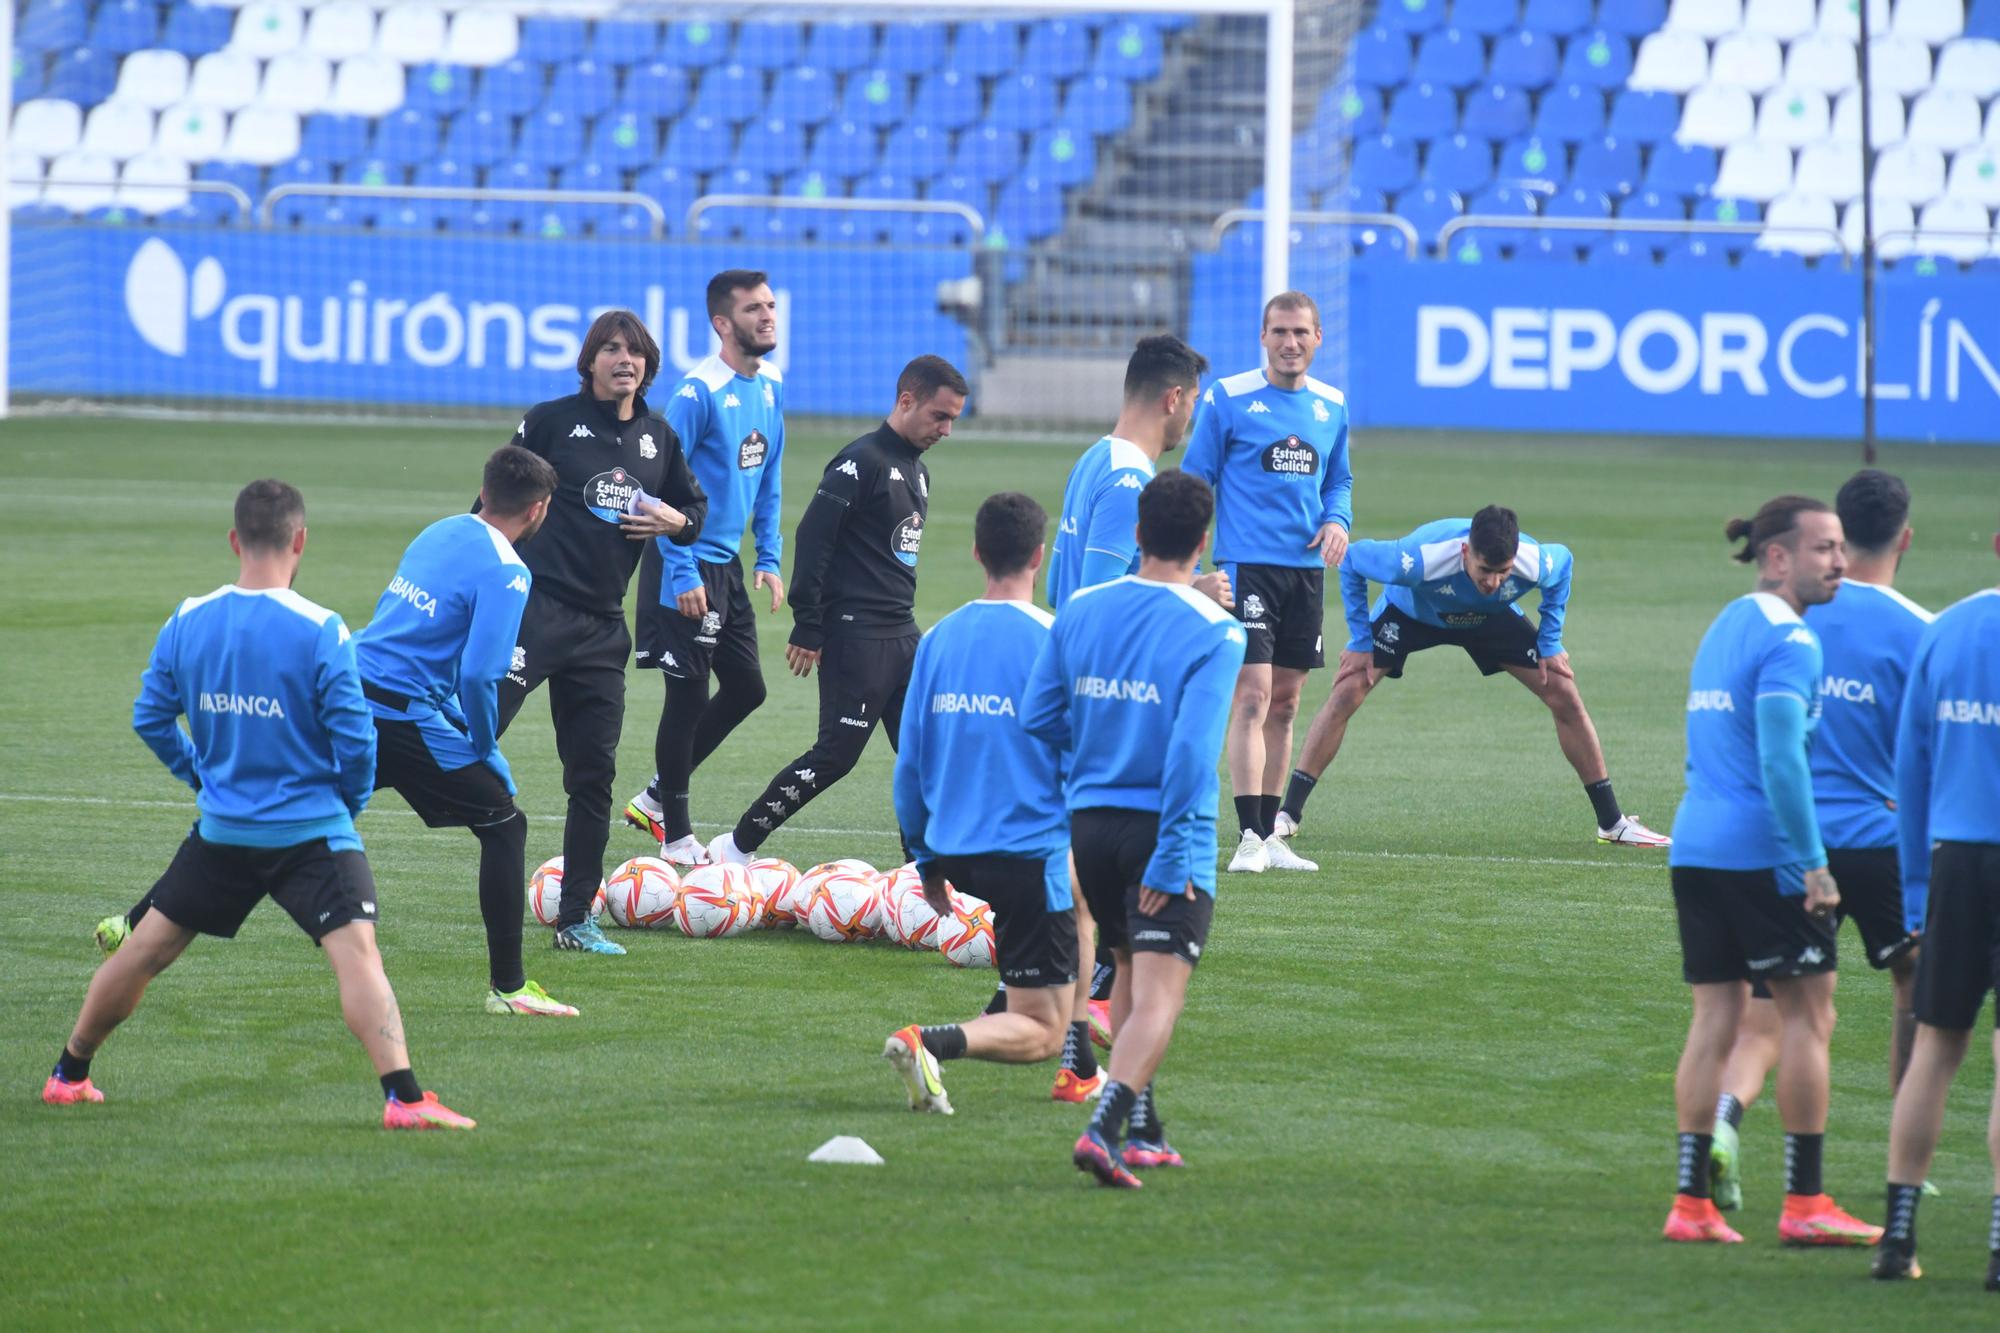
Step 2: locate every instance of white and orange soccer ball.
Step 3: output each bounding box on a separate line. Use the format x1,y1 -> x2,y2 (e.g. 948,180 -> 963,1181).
675,862 -> 756,938
529,856 -> 605,927
800,867 -> 880,942
747,857 -> 801,927
879,865 -> 949,950
604,856 -> 680,928
939,897 -> 997,968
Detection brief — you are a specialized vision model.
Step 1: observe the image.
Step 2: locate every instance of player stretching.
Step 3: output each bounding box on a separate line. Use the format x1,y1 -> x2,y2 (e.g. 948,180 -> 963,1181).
1873,523 -> 2000,1288
1663,496 -> 1877,1246
1023,472 -> 1246,1187
46,481 -> 472,1129
1711,472 -> 1931,1210
883,494 -> 1082,1114
626,271 -> 786,865
708,356 -> 967,866
1279,506 -> 1668,849
1182,292 -> 1350,874
497,310 -> 707,956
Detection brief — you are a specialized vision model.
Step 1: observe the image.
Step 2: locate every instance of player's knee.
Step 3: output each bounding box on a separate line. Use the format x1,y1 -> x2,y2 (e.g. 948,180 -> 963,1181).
728,670 -> 768,715
808,744 -> 862,786
476,809 -> 527,856
1267,691 -> 1300,726
1233,685 -> 1271,720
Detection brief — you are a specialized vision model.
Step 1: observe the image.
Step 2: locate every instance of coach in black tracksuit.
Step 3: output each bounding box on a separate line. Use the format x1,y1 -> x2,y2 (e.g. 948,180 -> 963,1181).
495,311 -> 706,945
715,355 -> 969,861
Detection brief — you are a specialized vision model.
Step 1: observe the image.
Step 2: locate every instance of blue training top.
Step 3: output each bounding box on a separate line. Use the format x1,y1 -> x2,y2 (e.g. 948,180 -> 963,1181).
1804,579 -> 1933,851
1896,588 -> 2000,925
1339,517 -> 1573,659
657,353 -> 784,599
1181,367 -> 1352,569
1046,435 -> 1154,612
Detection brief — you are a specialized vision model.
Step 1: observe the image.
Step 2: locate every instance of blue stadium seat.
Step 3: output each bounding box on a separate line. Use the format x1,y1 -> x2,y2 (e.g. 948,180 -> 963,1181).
375,200 -> 444,235
1462,184 -> 1537,251
771,66 -> 836,127
850,169 -> 917,242
1024,20 -> 1093,80
1498,135 -> 1563,185
1589,236 -> 1657,264
1414,28 -> 1484,88
300,114 -> 370,165
272,195 -> 348,229
89,0 -> 159,56
734,22 -> 804,70
1350,27 -> 1412,88
519,108 -> 585,169
1295,126 -> 1344,195
1618,189 -> 1685,222
953,126 -> 1022,185
590,21 -> 661,67
695,63 -> 766,124
1025,126 -> 1095,188
1397,185 -> 1464,247
1558,31 -> 1632,89
557,158 -> 611,192
1424,133 -> 1494,192
808,119 -> 878,180
1352,134 -> 1419,194
372,109 -> 441,169
989,73 -> 1059,133
618,63 -> 691,119
663,21 -> 729,68
807,20 -> 877,74
1452,0 -> 1521,37
1514,234 -> 1579,262
1643,143 -> 1719,199
1542,185 -> 1612,251
877,22 -> 948,75
882,123 -> 952,181
196,160 -> 262,213
1969,0 -> 2000,38
1572,135 -> 1640,197
1607,90 -> 1678,145
1520,0 -> 1593,36
477,60 -> 545,116
270,156 -> 336,188
18,0 -> 87,56
158,196 -> 237,226
1326,181 -> 1388,225
714,164 -> 777,198
412,158 -> 471,227
913,69 -> 982,133
12,52 -> 46,102
1533,83 -> 1604,144
407,64 -> 475,115
547,60 -> 614,119
45,48 -> 115,105
1664,236 -> 1731,265
1695,196 -> 1761,256
662,114 -> 735,176
443,109 -> 514,168
342,156 -> 402,189
841,69 -> 907,130
925,170 -> 986,212
903,209 -> 977,247
1093,21 -> 1163,81
1378,0 -> 1447,35
952,21 -> 1026,79
1387,82 -> 1456,141
632,165 -> 696,232
995,174 -> 1065,243
520,17 -> 587,64
1354,222 -> 1411,260
739,116 -> 807,177
1596,0 -> 1667,37
1488,29 -> 1558,89
1317,81 -> 1380,134
1066,74 -> 1134,136
158,2 -> 231,56
1463,83 -> 1532,141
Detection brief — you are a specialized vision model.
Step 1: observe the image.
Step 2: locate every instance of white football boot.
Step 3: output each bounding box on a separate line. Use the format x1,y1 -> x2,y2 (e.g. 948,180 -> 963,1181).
659,834 -> 711,867
884,1027 -> 954,1115
705,830 -> 754,866
1597,814 -> 1671,848
1272,809 -> 1301,839
1262,833 -> 1318,872
1226,828 -> 1269,874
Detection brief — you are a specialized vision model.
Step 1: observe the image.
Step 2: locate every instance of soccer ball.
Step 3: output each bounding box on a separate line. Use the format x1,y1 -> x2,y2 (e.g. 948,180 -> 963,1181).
529,856 -> 605,927
801,868 -> 879,942
605,856 -> 680,928
748,857 -> 804,927
939,898 -> 996,968
883,882 -> 947,950
675,863 -> 755,938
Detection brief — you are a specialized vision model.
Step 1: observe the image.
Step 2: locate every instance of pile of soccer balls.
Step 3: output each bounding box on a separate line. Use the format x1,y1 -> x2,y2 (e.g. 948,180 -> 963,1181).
529,855 -> 996,967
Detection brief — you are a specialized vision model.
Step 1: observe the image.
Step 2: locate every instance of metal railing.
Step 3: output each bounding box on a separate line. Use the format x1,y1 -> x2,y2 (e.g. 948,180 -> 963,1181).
1211,206 -> 1421,254
258,182 -> 668,236
685,193 -> 987,241
1875,227 -> 2000,259
11,175 -> 256,215
1435,214 -> 1852,266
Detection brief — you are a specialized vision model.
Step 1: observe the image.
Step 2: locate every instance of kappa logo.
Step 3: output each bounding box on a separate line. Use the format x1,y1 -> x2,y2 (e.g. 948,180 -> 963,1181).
1242,593 -> 1266,621
362,902 -> 376,915
763,382 -> 775,408
1312,399 -> 1330,423
511,646 -> 526,672
1246,400 -> 1272,414
1203,386 -> 1214,403
1188,941 -> 1202,958
723,392 -> 741,408
795,767 -> 816,783
1786,628 -> 1816,647
754,816 -> 772,830
638,432 -> 657,459
661,651 -> 678,668
889,467 -> 903,481
1438,584 -> 1457,596
507,574 -> 528,593
569,424 -> 593,439
517,419 -> 526,436
836,460 -> 861,479
917,473 -> 927,497
1799,946 -> 1826,966
781,785 -> 800,800
766,800 -> 786,813
677,383 -> 698,399
1400,551 -> 1415,573
1115,473 -> 1142,489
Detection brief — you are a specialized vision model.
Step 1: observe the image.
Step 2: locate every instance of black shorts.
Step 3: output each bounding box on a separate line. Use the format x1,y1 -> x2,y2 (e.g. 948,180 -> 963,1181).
149,832 -> 378,944
1370,602 -> 1540,679
372,716 -> 519,829
1671,865 -> 1838,986
1230,563 -> 1324,670
635,556 -> 761,682
1749,847 -> 1917,997
1912,841 -> 2000,1031
1070,807 -> 1215,967
932,853 -> 1077,989
818,632 -> 919,738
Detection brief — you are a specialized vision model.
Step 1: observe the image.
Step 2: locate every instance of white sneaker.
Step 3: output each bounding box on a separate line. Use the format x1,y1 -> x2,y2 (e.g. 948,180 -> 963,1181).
1262,833 -> 1318,872
1272,809 -> 1300,839
659,834 -> 711,867
706,830 -> 753,866
884,1027 -> 953,1115
1226,829 -> 1268,874
1597,814 -> 1672,848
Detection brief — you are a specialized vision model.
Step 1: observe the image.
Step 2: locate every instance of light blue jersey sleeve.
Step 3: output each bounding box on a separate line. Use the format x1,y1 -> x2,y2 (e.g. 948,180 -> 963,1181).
658,385 -> 709,600
1754,626 -> 1826,875
459,561 -> 531,791
751,384 -> 785,574
1894,634 -> 1935,930
892,636 -> 936,864
1146,627 -> 1246,892
1020,631 -> 1073,754
316,616 -> 377,818
1339,535 -> 1420,650
1319,410 -> 1353,533
1078,468 -> 1145,591
1534,542 -> 1574,658
132,610 -> 200,791
1180,390 -> 1225,488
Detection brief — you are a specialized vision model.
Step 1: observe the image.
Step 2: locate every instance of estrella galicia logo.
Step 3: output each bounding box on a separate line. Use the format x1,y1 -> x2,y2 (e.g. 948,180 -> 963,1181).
738,429 -> 769,470
1261,434 -> 1320,477
584,468 -> 642,523
892,512 -> 923,567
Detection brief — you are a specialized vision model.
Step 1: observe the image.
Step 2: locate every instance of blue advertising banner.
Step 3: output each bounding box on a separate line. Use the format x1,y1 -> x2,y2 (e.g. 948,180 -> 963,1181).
9,226 -> 973,416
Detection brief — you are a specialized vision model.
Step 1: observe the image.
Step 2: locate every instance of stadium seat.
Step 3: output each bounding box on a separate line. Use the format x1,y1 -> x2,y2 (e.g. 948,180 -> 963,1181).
739,116 -> 806,177
1666,0 -> 1744,39
1609,89 -> 1680,142
14,51 -> 49,104
111,49 -> 187,112
1295,125 -> 1345,194
772,66 -> 836,128
1574,135 -> 1642,195
1352,133 -> 1419,193
1319,80 -> 1382,135
882,123 -> 951,180
89,0 -> 157,56
13,98 -> 84,159
1871,34 -> 1933,98
81,100 -> 155,162
1630,30 -> 1708,93
1971,0 -> 2000,37
261,51 -> 334,115
1894,0 -> 1964,44
1987,99 -> 2000,142
222,104 -> 299,167
1908,90 -> 1983,152
734,22 -> 803,71
1379,0 -> 1447,35
662,113 -> 734,175
619,62 -> 690,119
476,59 -> 544,117
1545,183 -> 1613,243
329,54 -> 406,117
582,112 -> 648,169
1028,124 -> 1095,189
1816,0 -> 1887,36
1915,195 -> 1992,259
1744,0 -> 1817,38
1600,0 -> 1671,34
1645,141 -> 1720,195
405,64 -> 473,116
1415,28 -> 1486,88
442,108 -> 512,168
953,125 -> 1022,184
1066,74 -> 1134,137
45,47 -> 114,107
1488,30 -> 1559,89
1464,83 -> 1532,140
1781,32 -> 1855,97
155,103 -> 226,160
631,163 -> 695,225
1591,234 -> 1659,262
17,0 -> 88,55
1757,191 -> 1840,254
1710,34 -> 1784,92
368,108 -> 436,168
878,22 -> 949,75
1387,81 -> 1456,140
305,1 -> 374,61
1498,135 -> 1562,185
1397,185 -> 1464,247
842,69 -> 907,130
518,108 -> 584,168
1793,139 -> 1863,199
1844,196 -> 1917,256
1453,0 -> 1521,37
1522,0 -> 1594,34
1094,20 -> 1164,81
1025,20 -> 1094,80
1947,145 -> 2000,204
377,6 -> 447,64
1557,30 -> 1634,88
1874,142 -> 1946,204
1620,188 -> 1687,228
590,20 -> 662,67
1462,183 -> 1538,251
1831,86 -> 1907,145
190,51 -> 261,113
1351,27 -> 1414,88
1425,133 -> 1494,192
42,147 -> 118,211
911,69 -> 982,133
231,2 -> 305,61
693,63 -> 766,124
953,20 -> 1026,79
1694,194 -> 1762,253
519,17 -> 587,64
1713,140 -> 1793,200
1756,85 -> 1831,145
445,9 -> 520,67
995,173 -> 1066,242
1679,83 -> 1755,146
807,19 -> 876,74
1534,82 -> 1605,143
546,60 -> 614,120
1935,38 -> 2000,98
990,73 -> 1059,134
301,113 -> 369,164
808,119 -> 877,180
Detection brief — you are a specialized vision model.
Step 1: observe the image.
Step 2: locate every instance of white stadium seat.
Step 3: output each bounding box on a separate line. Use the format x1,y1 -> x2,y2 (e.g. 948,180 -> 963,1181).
118,149 -> 192,214
1891,0 -> 1963,46
1908,89 -> 1984,151
154,102 -> 229,161
1784,31 -> 1857,92
1870,34 -> 1934,97
80,99 -> 155,160
1934,38 -> 2000,99
1668,0 -> 1744,38
190,50 -> 264,112
1990,101 -> 2000,143
261,51 -> 334,114
230,1 -> 306,60
304,0 -> 374,60
1841,197 -> 1916,257
1832,86 -> 1907,145
1715,138 -> 1795,199
1915,196 -> 1993,260
42,148 -> 119,212
328,53 -> 406,116
221,104 -> 301,165
1744,0 -> 1816,39
1631,30 -> 1711,92
443,9 -> 518,66
1816,0 -> 1888,41
1679,83 -> 1757,144
376,5 -> 447,64
1710,32 -> 1785,89
1756,85 -> 1831,145
8,147 -> 44,206
1946,145 -> 2000,206
10,99 -> 83,158
113,49 -> 191,112
1758,191 -> 1840,253
1873,141 -> 1947,204
1794,139 -> 1864,199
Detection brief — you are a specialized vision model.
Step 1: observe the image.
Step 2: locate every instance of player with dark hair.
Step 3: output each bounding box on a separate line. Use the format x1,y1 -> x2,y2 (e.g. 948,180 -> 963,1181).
496,309 -> 708,956
884,492 -> 1081,1114
1662,495 -> 1880,1247
1278,505 -> 1668,849
708,355 -> 968,865
1182,291 -> 1352,875
1024,471 -> 1247,1187
1873,518 -> 2000,1287
1711,470 -> 1932,1211
46,482 -> 473,1129
626,271 -> 787,865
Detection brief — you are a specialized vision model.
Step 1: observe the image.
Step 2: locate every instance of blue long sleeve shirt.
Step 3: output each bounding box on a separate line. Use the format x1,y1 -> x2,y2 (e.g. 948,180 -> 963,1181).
1022,576 -> 1246,896
1804,580 -> 1933,851
1180,367 -> 1352,569
1896,588 -> 2000,928
653,354 -> 785,600
1047,435 -> 1155,611
1339,518 -> 1574,659
132,585 -> 375,849
353,513 -> 532,792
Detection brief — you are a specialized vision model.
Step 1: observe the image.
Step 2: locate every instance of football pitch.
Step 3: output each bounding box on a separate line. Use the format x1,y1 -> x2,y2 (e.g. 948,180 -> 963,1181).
3,416 -> 1998,1328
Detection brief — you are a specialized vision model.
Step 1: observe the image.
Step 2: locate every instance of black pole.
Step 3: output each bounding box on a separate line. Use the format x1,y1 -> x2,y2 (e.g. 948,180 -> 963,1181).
1858,0 -> 1878,464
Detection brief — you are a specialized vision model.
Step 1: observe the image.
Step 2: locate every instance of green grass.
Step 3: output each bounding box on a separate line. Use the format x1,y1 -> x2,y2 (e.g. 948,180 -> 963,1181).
3,417 -> 1999,1328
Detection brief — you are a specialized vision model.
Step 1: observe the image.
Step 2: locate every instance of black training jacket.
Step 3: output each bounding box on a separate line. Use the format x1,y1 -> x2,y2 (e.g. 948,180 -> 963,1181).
787,422 -> 930,650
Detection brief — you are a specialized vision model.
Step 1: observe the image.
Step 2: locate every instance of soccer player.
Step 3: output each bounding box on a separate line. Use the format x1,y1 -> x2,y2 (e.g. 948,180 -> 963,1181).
496,310 -> 707,956
883,493 -> 1084,1114
1711,471 -> 1931,1211
707,356 -> 967,866
1023,471 -> 1246,1188
1662,495 -> 1879,1247
1181,291 -> 1350,875
626,271 -> 786,865
1873,524 -> 2000,1288
44,481 -> 473,1129
350,445 -> 576,1018
1278,506 -> 1669,849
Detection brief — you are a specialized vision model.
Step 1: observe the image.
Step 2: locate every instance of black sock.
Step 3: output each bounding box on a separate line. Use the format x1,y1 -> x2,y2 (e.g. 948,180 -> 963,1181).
1715,1092 -> 1746,1130
1584,778 -> 1622,829
1988,1193 -> 1999,1254
1677,1132 -> 1713,1198
654,674 -> 709,841
1091,1079 -> 1137,1141
474,812 -> 528,994
1259,794 -> 1280,837
1233,795 -> 1263,838
1129,1082 -> 1162,1141
1883,1181 -> 1922,1245
1281,768 -> 1317,823
53,1046 -> 91,1084
381,1068 -> 422,1103
1089,954 -> 1115,1002
1784,1132 -> 1824,1197
984,985 -> 1007,1016
1061,1021 -> 1098,1079
920,1024 -> 966,1061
